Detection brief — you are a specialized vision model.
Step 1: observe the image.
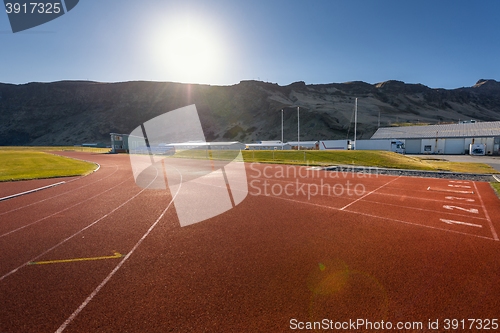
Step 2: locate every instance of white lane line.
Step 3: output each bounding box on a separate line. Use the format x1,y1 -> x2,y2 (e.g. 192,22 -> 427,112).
0,173 -> 153,281
0,181 -> 66,202
340,176 -> 400,211
0,176 -> 134,238
248,177 -> 483,207
0,164 -> 120,217
473,182 -> 499,241
54,163 -> 182,333
261,192 -> 496,242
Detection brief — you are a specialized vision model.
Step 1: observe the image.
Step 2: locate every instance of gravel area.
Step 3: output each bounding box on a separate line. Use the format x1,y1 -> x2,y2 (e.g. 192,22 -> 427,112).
324,165 -> 496,182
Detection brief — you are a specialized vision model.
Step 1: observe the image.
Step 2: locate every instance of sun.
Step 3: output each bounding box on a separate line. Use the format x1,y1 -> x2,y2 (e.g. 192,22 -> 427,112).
148,16 -> 227,84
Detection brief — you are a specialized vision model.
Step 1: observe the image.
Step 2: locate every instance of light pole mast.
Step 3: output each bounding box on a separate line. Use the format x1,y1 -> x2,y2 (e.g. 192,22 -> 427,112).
354,98 -> 357,150
297,106 -> 300,151
281,109 -> 284,150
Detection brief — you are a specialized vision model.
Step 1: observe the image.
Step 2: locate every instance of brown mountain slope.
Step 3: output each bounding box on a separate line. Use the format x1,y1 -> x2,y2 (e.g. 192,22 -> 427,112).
0,79 -> 499,146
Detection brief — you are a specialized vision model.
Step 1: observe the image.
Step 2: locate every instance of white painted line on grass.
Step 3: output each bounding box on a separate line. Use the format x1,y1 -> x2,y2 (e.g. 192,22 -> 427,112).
473,182 -> 499,241
0,181 -> 66,202
340,176 -> 400,211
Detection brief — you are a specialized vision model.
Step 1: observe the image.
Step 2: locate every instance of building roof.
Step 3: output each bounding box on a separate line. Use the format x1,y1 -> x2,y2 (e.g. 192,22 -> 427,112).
371,121 -> 500,139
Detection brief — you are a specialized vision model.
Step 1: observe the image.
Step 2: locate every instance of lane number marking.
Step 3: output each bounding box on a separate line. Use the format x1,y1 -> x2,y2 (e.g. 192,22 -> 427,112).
445,196 -> 475,202
448,185 -> 472,189
443,205 -> 479,214
440,218 -> 482,228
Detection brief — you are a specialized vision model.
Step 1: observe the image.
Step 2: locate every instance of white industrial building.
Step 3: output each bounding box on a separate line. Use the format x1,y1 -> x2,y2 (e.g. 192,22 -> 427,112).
244,141 -> 292,150
371,121 -> 500,155
287,141 -> 319,150
167,141 -> 246,150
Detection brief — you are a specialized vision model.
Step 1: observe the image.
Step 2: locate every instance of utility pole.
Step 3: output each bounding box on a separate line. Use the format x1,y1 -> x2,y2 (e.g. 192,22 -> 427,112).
281,109 -> 284,150
354,98 -> 357,150
297,106 -> 300,151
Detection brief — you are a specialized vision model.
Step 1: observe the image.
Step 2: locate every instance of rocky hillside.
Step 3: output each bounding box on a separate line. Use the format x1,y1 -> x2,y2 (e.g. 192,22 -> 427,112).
0,79 -> 499,146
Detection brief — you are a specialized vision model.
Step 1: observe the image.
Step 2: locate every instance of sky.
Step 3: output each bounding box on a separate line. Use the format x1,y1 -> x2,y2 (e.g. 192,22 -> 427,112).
1,0 -> 500,89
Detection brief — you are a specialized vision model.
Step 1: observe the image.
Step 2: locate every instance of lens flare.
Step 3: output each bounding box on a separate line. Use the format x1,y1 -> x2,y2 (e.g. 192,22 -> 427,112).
307,259 -> 389,322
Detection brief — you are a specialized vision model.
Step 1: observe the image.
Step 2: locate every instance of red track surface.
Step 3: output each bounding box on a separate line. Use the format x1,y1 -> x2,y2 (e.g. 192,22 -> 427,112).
1,152 -> 499,332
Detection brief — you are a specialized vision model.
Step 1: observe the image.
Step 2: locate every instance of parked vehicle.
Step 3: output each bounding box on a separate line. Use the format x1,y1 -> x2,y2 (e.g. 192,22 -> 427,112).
469,143 -> 486,156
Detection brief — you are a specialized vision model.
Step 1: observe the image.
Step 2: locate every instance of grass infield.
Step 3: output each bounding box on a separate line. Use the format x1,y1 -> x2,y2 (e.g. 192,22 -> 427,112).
174,149 -> 498,174
1,147 -> 498,182
0,149 -> 98,182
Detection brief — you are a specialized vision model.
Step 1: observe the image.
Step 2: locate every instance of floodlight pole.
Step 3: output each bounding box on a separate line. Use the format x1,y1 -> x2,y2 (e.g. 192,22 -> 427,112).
354,98 -> 357,150
297,106 -> 300,151
281,109 -> 284,150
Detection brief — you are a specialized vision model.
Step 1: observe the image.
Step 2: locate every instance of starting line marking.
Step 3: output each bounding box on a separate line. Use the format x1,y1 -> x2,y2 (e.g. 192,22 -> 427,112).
28,252 -> 123,265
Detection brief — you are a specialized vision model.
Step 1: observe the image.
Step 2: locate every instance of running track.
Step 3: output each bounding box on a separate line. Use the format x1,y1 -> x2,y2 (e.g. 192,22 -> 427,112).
0,151 -> 499,332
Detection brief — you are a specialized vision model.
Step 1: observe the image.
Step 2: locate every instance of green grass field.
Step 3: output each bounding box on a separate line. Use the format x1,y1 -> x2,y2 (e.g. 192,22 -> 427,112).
173,149 -> 498,174
2,146 -> 498,182
0,150 -> 98,182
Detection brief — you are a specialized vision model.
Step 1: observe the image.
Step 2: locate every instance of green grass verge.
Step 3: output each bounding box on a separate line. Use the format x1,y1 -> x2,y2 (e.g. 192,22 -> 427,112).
490,182 -> 500,198
0,150 -> 98,182
2,147 -> 497,182
173,149 -> 498,174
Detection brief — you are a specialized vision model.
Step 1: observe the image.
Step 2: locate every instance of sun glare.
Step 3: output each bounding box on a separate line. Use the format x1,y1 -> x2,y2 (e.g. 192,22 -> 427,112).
148,16 -> 227,84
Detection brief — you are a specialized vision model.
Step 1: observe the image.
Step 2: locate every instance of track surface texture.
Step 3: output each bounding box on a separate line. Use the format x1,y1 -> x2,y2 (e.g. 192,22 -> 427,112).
1,152 -> 499,332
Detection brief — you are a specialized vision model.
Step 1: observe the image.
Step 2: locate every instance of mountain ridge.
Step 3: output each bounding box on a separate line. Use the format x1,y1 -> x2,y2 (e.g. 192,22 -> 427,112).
0,79 -> 499,146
